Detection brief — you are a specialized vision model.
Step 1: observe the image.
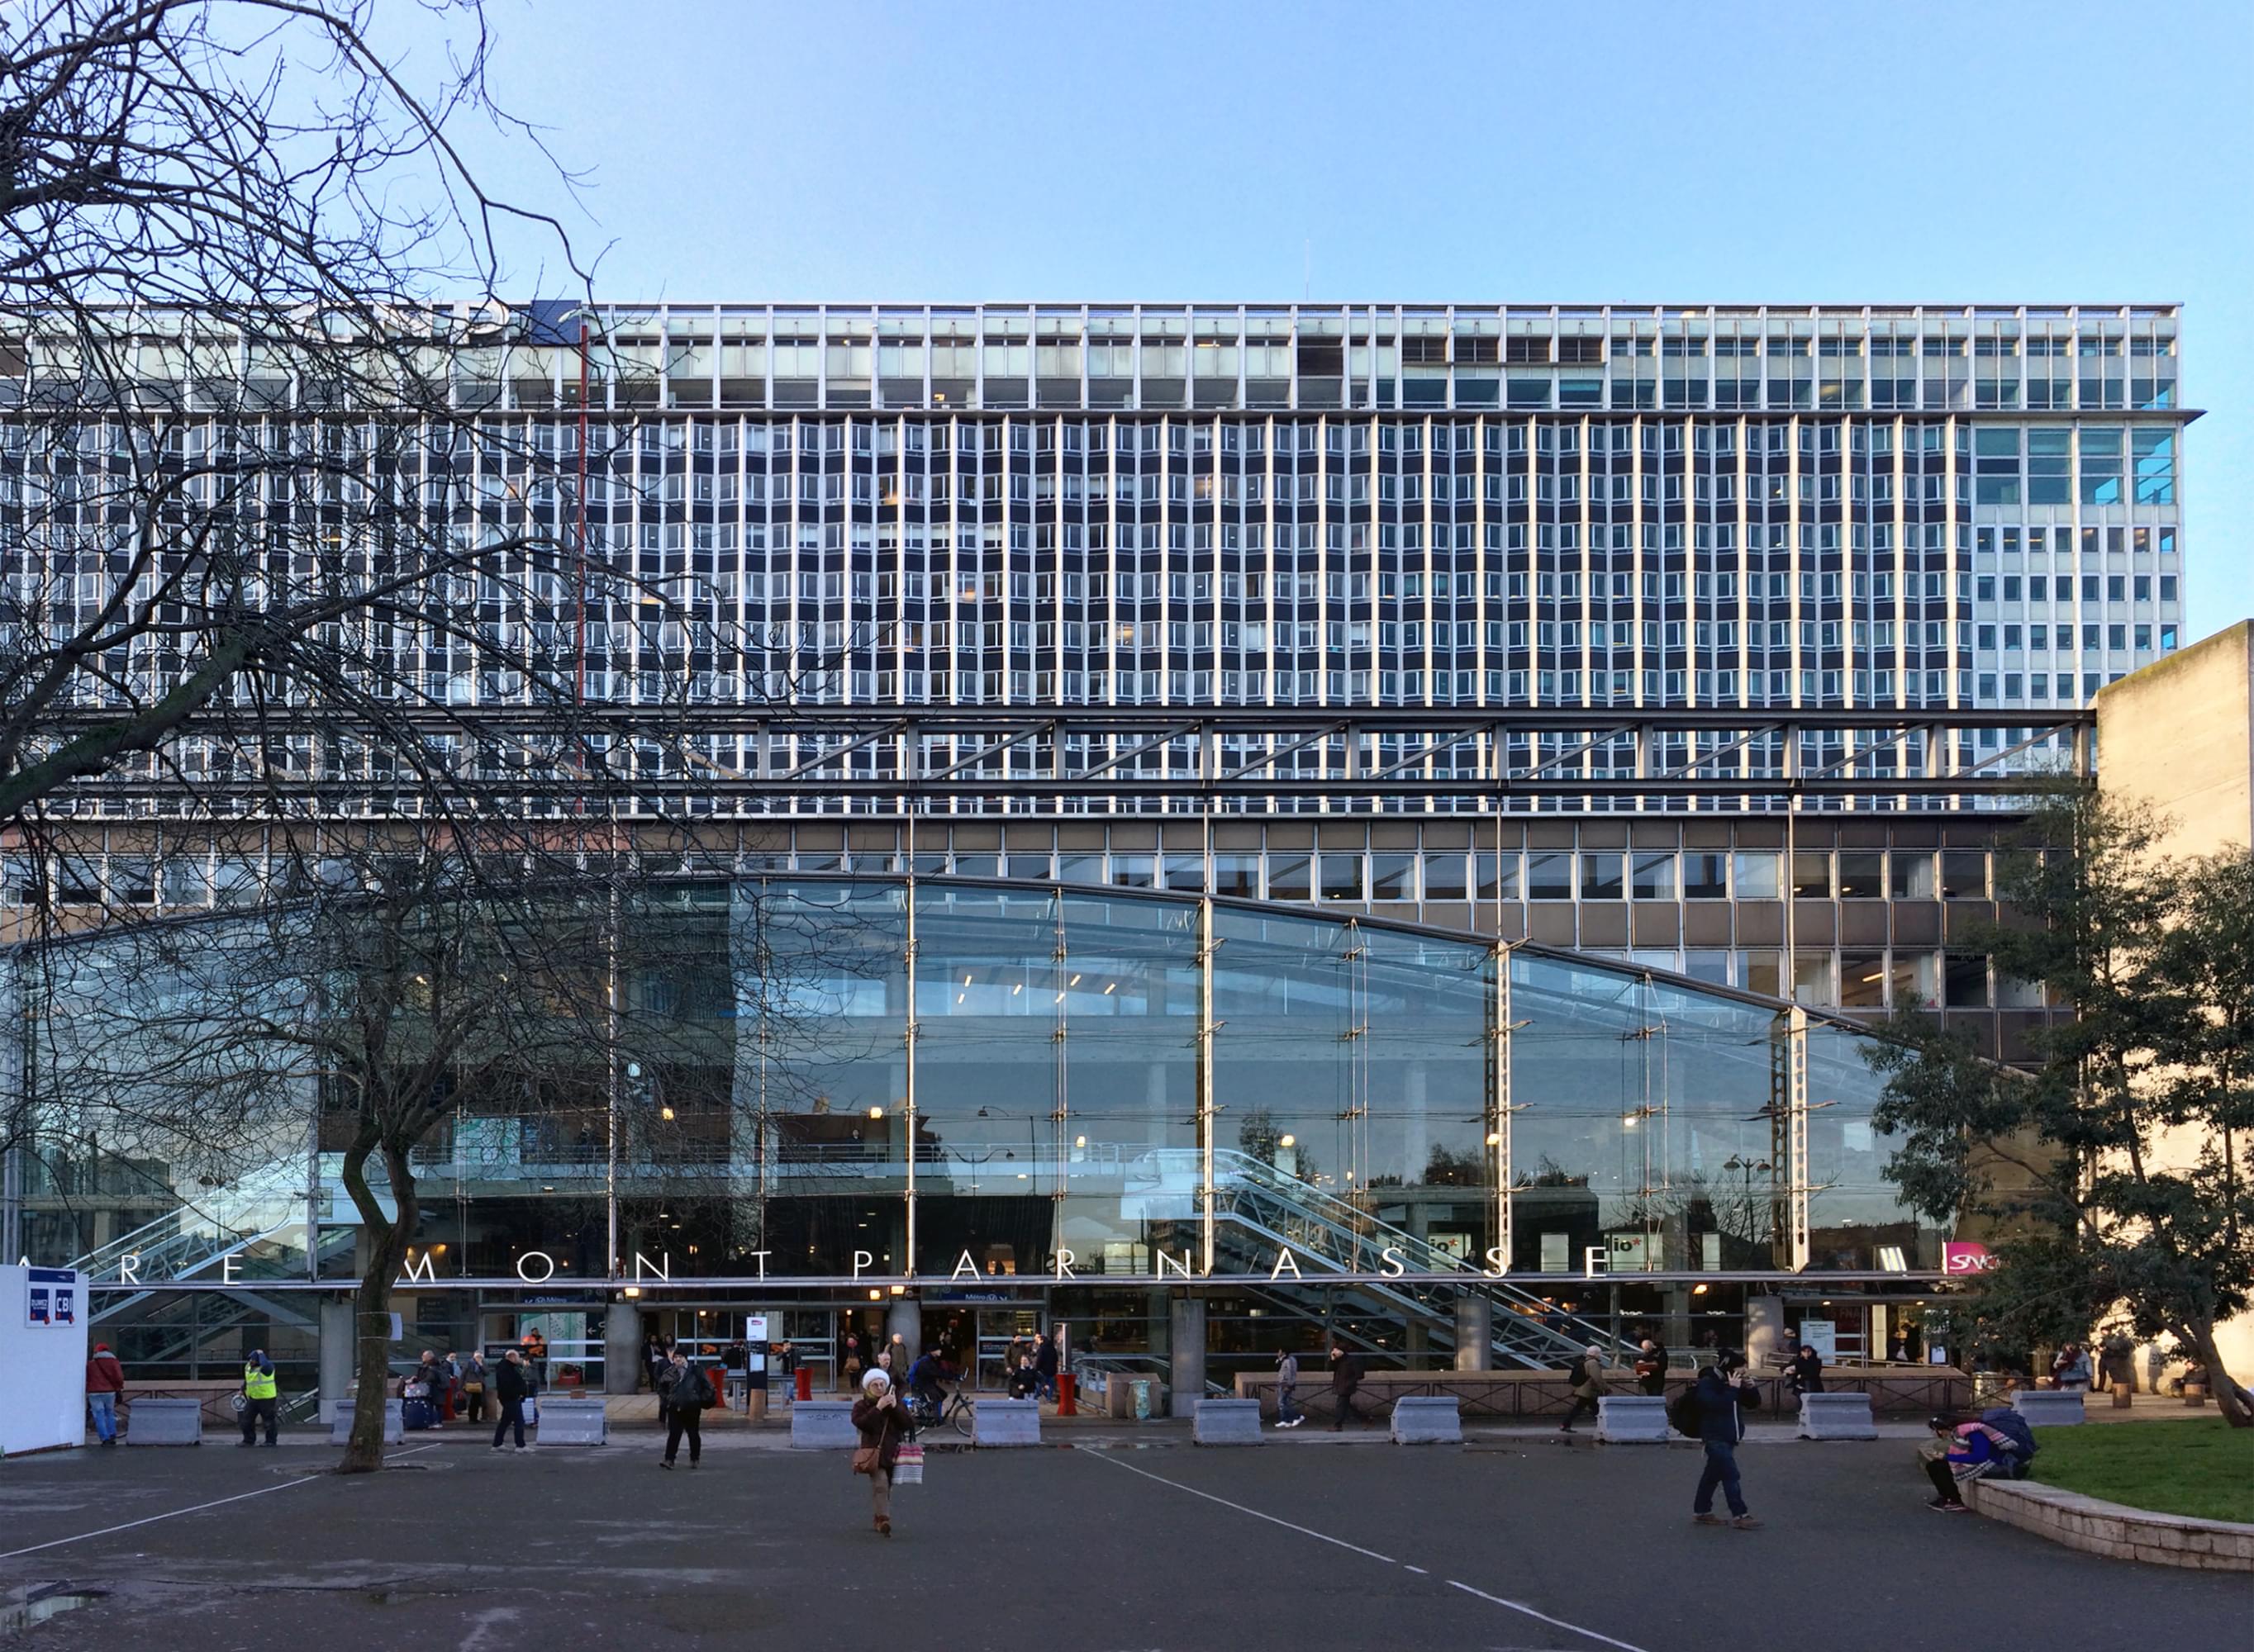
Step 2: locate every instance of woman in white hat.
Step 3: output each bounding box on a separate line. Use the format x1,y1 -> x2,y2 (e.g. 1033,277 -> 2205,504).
849,1367 -> 910,1536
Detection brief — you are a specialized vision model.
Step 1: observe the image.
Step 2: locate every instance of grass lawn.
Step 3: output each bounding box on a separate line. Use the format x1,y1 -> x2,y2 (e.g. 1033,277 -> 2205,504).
2028,1418 -> 2254,1524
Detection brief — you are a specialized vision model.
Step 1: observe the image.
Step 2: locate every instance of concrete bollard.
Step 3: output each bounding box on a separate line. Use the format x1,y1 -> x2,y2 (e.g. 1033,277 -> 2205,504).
1796,1392 -> 1878,1440
1193,1398 -> 1264,1446
2009,1390 -> 2087,1427
534,1398 -> 606,1445
789,1400 -> 860,1449
973,1398 -> 1042,1447
330,1398 -> 405,1446
122,1398 -> 205,1446
1390,1395 -> 1462,1445
1595,1395 -> 1672,1442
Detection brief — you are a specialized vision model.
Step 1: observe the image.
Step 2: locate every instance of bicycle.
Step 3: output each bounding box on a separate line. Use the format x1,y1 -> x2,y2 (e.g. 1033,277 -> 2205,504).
906,1383 -> 977,1438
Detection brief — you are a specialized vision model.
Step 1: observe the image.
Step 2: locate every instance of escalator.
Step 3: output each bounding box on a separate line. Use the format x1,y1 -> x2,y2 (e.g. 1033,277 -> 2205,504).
1186,1148 -> 1615,1371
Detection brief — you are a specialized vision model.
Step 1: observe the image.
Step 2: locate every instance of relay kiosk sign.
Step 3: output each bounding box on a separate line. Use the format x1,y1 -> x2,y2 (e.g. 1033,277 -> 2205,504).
1,1265 -> 89,1455
26,1265 -> 77,1327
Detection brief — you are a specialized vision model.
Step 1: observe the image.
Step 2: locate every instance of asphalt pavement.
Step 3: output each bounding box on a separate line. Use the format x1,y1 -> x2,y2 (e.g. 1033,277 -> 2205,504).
1,1433 -> 2245,1650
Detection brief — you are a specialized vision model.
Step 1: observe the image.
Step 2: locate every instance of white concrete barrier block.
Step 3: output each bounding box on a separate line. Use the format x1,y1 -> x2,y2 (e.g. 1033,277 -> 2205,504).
1595,1394 -> 1671,1442
1797,1392 -> 1878,1440
789,1400 -> 860,1449
2010,1390 -> 2087,1427
1390,1394 -> 1462,1445
974,1398 -> 1042,1447
123,1398 -> 204,1446
535,1398 -> 607,1445
330,1398 -> 405,1446
1194,1398 -> 1264,1446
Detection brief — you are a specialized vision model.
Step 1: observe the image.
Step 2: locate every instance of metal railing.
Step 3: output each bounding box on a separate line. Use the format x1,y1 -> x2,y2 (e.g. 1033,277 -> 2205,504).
1182,1147 -> 1615,1370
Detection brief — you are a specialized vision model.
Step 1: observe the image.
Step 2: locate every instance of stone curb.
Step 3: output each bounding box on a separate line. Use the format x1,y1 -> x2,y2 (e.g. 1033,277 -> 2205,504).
1966,1477 -> 2254,1570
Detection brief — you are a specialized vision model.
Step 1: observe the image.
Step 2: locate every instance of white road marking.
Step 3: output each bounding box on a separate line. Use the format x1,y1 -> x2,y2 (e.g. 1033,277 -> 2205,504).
1076,1448 -> 1397,1563
0,1445 -> 437,1562
1075,1445 -> 1648,1652
1448,1580 -> 1652,1652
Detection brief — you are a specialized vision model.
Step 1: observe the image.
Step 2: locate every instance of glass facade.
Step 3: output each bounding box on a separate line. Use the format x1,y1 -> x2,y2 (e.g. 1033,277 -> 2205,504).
19,876 -> 1943,1289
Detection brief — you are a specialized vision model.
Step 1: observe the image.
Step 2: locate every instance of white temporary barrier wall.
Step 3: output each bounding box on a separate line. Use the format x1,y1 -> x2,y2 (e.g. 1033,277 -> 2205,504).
0,1265 -> 90,1455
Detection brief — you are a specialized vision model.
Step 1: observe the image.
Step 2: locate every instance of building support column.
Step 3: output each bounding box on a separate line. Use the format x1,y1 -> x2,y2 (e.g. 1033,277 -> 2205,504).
1168,1292 -> 1205,1418
1196,897 -> 1217,1277
903,880 -> 920,1277
1774,1006 -> 1809,1272
604,1295 -> 644,1395
1491,943 -> 1519,1271
1745,1293 -> 1787,1371
1454,1295 -> 1493,1372
317,1296 -> 354,1423
886,1296 -> 922,1369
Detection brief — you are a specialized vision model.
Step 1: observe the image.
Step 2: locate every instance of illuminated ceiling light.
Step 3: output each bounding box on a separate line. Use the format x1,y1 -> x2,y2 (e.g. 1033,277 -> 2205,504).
963,974 -> 972,985
1011,983 -> 1022,995
868,1289 -> 882,1301
623,1286 -> 641,1298
660,1105 -> 675,1121
1073,1135 -> 1087,1148
868,1105 -> 885,1119
1692,1283 -> 1710,1296
1103,982 -> 1115,995
1279,1134 -> 1296,1147
1069,974 -> 1082,986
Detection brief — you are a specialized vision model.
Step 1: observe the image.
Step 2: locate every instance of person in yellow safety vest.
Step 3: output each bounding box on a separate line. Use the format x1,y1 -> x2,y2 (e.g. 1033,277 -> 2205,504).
239,1350 -> 279,1448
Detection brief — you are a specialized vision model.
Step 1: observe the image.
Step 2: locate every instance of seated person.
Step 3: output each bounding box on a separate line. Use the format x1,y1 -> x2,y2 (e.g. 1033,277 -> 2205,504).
1919,1414 -> 2018,1511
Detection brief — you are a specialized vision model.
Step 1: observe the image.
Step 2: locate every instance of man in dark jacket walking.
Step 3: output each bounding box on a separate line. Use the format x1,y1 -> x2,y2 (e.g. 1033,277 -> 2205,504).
1690,1350 -> 1762,1529
659,1350 -> 710,1469
1034,1327 -> 1061,1403
491,1348 -> 532,1452
1327,1340 -> 1366,1430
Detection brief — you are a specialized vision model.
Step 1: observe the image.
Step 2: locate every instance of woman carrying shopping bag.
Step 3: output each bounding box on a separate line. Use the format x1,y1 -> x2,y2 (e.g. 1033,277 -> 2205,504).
849,1369 -> 911,1538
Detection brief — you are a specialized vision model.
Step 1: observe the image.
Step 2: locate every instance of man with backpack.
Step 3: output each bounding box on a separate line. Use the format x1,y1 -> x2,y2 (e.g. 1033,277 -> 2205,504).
1674,1348 -> 1761,1529
1557,1345 -> 1605,1434
659,1348 -> 712,1469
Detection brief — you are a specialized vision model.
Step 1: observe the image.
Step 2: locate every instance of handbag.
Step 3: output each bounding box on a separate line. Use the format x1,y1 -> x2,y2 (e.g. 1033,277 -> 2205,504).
892,1441 -> 925,1486
851,1445 -> 879,1474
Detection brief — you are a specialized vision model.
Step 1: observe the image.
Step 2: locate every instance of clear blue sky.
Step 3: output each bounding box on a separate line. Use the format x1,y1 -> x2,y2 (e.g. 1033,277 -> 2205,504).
428,0 -> 2254,634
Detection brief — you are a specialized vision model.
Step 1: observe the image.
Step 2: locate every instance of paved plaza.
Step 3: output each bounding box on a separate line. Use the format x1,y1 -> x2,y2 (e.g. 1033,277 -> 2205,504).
1,1430 -> 2246,1650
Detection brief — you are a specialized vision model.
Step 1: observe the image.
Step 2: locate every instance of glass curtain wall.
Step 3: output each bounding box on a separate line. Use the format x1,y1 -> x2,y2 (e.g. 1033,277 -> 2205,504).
17,879 -> 1945,1285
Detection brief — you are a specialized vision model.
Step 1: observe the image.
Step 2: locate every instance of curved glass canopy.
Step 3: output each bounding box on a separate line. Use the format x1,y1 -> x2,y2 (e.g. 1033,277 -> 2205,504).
16,875 -> 1940,1289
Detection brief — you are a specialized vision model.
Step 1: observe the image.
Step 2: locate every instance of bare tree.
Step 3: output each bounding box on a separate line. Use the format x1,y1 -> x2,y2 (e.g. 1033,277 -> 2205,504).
0,1 -> 610,827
